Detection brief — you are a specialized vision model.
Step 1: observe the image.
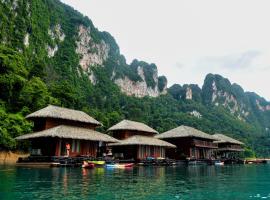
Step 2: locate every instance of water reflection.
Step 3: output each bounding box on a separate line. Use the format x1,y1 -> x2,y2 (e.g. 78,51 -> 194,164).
0,165 -> 270,199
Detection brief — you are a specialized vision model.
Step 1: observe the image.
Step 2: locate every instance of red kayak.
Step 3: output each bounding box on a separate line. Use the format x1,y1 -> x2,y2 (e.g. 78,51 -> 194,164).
124,163 -> 134,167
82,161 -> 95,169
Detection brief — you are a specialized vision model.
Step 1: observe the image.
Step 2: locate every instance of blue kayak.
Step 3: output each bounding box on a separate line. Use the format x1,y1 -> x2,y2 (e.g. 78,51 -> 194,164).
106,163 -> 134,168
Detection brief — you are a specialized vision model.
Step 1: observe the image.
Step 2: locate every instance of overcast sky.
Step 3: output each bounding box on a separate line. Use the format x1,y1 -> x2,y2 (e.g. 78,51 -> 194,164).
62,0 -> 270,100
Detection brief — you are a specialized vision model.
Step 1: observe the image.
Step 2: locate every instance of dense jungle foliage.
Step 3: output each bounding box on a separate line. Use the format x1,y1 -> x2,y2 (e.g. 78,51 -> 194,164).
0,0 -> 269,157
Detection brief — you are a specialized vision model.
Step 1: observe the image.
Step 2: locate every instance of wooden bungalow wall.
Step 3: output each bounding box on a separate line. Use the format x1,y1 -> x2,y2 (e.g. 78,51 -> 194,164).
32,118 -> 97,131
137,145 -> 165,159
163,137 -> 216,160
31,138 -> 99,157
215,143 -> 243,159
112,145 -> 165,160
55,139 -> 99,157
190,147 -> 215,159
217,143 -> 242,151
112,146 -> 137,159
112,130 -> 155,140
31,138 -> 58,156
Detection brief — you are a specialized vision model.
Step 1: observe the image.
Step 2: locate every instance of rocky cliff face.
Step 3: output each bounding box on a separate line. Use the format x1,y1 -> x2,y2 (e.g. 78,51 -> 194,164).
73,24 -> 166,96
210,80 -> 240,113
114,62 -> 167,97
76,25 -> 109,71
1,0 -> 166,97
168,73 -> 270,127
168,84 -> 201,101
201,74 -> 270,124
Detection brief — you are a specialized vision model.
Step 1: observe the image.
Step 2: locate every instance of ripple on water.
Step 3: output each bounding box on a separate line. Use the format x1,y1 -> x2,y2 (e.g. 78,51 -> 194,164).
0,165 -> 270,200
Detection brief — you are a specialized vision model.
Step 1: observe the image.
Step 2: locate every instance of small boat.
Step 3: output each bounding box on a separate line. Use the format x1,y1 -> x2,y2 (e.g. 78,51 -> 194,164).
188,160 -> 207,165
215,161 -> 224,166
50,162 -> 61,167
82,161 -> 95,169
88,161 -> 105,166
106,163 -> 134,168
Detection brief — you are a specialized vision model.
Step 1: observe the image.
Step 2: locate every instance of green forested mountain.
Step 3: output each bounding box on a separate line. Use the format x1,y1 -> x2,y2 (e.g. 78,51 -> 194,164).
0,0 -> 269,157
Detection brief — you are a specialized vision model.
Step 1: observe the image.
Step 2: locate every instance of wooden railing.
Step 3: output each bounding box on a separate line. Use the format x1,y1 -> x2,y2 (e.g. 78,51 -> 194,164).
192,139 -> 218,148
218,144 -> 243,151
224,144 -> 242,149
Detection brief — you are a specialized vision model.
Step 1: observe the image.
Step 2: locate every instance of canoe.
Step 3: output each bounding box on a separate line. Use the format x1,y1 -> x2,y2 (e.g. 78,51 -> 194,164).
88,161 -> 105,166
82,161 -> 95,169
106,163 -> 134,168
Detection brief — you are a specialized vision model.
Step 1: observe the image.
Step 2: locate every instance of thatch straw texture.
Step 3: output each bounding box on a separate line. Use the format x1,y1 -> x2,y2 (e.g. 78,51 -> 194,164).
15,125 -> 118,143
107,120 -> 158,134
26,105 -> 101,125
108,135 -> 176,148
213,134 -> 244,145
155,125 -> 215,140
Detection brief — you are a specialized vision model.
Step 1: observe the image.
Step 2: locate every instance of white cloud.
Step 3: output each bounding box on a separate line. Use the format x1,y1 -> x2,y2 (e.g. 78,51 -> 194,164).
199,50 -> 262,70
61,0 -> 270,100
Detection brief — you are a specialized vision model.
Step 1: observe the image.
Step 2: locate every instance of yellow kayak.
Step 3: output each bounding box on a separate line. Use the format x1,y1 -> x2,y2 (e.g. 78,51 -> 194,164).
88,161 -> 105,165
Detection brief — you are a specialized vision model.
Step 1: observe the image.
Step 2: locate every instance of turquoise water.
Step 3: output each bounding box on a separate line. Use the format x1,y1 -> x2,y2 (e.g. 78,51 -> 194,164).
0,165 -> 270,200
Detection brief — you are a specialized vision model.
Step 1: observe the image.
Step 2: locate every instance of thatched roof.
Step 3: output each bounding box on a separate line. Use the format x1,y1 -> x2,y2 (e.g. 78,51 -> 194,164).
107,120 -> 158,134
15,125 -> 118,143
213,134 -> 244,145
26,105 -> 101,126
108,135 -> 176,148
155,125 -> 215,140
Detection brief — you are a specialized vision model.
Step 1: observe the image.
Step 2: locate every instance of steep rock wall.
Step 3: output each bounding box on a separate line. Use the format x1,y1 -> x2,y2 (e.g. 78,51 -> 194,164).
114,66 -> 167,97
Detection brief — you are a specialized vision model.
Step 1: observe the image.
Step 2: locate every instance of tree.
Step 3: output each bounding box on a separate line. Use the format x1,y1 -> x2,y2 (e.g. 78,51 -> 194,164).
20,77 -> 58,111
0,45 -> 28,110
0,106 -> 32,150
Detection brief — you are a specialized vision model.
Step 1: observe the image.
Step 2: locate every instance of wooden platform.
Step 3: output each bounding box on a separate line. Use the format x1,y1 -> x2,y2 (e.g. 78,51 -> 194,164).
16,162 -> 54,167
16,155 -> 96,167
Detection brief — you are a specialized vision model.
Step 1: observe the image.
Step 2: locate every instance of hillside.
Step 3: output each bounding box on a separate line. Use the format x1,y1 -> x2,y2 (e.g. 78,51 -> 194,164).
0,0 -> 269,156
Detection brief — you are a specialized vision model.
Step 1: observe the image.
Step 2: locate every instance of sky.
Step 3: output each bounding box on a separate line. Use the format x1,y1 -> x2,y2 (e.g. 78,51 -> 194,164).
62,0 -> 270,100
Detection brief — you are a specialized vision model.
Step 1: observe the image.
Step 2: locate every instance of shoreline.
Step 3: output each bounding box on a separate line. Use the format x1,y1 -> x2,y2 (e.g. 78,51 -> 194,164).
0,151 -> 29,165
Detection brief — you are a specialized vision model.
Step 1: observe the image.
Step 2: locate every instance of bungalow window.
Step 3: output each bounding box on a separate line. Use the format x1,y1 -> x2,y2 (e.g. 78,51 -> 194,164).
154,147 -> 157,157
146,146 -> 151,157
161,148 -> 165,158
150,147 -> 154,157
139,145 -> 147,159
191,148 -> 195,158
158,147 -> 161,157
141,146 -> 146,158
72,140 -> 76,152
76,140 -> 80,153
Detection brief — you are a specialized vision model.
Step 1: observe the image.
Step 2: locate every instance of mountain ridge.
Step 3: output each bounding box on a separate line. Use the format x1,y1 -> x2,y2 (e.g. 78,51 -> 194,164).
0,0 -> 269,157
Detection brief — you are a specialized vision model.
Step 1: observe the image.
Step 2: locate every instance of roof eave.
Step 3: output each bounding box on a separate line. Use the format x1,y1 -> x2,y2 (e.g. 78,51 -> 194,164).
156,135 -> 215,141
26,115 -> 102,126
108,143 -> 175,148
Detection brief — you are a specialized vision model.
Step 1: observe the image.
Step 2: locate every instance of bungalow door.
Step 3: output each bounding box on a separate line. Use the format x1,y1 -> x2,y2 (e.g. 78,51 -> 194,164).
58,139 -> 73,156
59,140 -> 66,156
198,148 -> 205,159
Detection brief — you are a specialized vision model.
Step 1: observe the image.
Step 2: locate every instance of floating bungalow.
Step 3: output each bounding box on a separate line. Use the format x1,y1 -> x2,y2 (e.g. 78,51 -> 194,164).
107,120 -> 176,161
155,125 -> 218,160
16,105 -> 118,161
212,133 -> 244,160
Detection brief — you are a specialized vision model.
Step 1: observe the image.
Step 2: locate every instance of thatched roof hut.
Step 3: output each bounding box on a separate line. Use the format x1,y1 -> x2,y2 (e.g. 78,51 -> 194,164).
108,135 -> 176,148
26,105 -> 101,126
155,125 -> 215,140
107,120 -> 158,134
212,134 -> 244,145
15,125 -> 118,143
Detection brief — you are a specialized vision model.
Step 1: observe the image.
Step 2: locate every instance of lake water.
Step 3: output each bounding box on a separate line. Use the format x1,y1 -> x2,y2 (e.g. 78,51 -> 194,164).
0,165 -> 270,200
